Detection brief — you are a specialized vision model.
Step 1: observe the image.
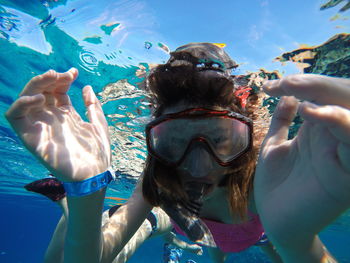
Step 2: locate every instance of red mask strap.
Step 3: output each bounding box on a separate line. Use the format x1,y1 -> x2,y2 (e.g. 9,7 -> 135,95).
234,86 -> 252,109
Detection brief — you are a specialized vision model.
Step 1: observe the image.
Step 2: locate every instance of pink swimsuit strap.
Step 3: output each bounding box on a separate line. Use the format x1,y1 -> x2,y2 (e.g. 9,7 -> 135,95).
172,212 -> 264,253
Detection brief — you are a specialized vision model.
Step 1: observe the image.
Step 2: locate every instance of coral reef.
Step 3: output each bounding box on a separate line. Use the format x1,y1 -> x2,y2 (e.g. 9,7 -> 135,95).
275,33 -> 350,78
320,0 -> 350,12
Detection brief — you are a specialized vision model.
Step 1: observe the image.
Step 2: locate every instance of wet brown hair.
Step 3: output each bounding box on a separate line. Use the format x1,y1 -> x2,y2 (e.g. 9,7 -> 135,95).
142,43 -> 269,220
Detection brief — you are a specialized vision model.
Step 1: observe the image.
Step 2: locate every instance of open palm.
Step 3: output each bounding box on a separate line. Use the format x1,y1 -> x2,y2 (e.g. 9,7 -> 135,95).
6,69 -> 111,182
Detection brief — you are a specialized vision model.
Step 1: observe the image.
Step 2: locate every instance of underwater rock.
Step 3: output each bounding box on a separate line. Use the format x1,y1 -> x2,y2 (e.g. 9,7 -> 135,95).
98,79 -> 148,104
320,0 -> 350,12
99,79 -> 149,178
275,33 -> 350,78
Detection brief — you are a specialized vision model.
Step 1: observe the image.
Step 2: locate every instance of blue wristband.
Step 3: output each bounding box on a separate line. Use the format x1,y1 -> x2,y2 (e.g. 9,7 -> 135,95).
63,169 -> 116,197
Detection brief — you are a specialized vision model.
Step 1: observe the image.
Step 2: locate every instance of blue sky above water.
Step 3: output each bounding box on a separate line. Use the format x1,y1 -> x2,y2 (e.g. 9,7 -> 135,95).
2,0 -> 349,76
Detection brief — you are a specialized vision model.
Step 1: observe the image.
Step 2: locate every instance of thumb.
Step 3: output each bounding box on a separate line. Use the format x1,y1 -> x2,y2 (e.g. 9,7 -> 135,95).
263,96 -> 299,147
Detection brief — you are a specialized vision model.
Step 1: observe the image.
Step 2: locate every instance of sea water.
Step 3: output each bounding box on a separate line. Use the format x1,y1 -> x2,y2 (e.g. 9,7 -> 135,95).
1,0 -> 349,262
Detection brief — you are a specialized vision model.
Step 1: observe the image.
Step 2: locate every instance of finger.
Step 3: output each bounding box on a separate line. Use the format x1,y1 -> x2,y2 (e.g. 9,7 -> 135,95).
299,102 -> 350,144
83,85 -> 109,135
263,96 -> 299,147
20,70 -> 58,96
54,68 -> 78,107
54,68 -> 79,94
5,94 -> 45,132
263,74 -> 350,109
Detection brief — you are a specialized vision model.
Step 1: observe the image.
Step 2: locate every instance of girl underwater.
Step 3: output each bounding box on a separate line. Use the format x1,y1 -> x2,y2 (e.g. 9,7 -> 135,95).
6,43 -> 350,263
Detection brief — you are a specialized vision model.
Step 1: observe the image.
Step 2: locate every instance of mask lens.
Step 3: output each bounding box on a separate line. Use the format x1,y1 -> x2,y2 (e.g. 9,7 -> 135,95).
205,117 -> 250,162
149,119 -> 190,163
149,115 -> 250,164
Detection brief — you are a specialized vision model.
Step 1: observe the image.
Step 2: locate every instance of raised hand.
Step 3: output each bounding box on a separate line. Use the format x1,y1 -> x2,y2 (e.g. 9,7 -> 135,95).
5,68 -> 111,182
254,74 -> 350,250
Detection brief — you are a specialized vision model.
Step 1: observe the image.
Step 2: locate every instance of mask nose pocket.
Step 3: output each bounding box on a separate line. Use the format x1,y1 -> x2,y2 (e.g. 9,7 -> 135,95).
181,145 -> 215,177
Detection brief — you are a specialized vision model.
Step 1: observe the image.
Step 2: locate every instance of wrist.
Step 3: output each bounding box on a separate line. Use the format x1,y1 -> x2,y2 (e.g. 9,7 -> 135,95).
63,168 -> 116,197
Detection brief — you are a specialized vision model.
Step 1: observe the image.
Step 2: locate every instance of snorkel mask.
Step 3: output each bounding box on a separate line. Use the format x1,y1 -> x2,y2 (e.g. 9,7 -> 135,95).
146,108 -> 253,167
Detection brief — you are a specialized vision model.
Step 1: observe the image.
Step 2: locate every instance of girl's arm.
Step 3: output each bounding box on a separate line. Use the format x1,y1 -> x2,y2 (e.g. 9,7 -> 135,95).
100,179 -> 152,262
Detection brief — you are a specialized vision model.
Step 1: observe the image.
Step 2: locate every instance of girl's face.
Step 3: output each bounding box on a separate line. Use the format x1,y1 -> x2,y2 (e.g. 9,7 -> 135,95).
161,103 -> 235,195
176,144 -> 232,196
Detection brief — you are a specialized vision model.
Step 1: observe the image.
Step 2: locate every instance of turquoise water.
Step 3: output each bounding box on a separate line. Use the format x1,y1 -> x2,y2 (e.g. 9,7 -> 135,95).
1,0 -> 350,262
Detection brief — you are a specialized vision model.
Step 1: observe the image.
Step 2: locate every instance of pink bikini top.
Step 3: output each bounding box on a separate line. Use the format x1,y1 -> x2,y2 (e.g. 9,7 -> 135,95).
172,212 -> 264,253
